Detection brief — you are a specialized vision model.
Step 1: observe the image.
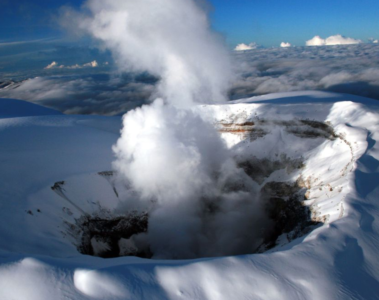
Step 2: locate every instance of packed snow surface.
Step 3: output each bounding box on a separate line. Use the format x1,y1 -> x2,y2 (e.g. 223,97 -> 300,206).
1,91 -> 379,299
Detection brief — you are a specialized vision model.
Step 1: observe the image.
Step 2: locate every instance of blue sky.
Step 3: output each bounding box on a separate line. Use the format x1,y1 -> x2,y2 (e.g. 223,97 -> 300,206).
209,0 -> 379,46
1,0 -> 379,47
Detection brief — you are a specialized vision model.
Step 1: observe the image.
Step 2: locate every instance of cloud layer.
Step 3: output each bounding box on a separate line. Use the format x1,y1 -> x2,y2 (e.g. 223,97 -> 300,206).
231,43 -> 379,101
2,44 -> 379,115
0,73 -> 156,115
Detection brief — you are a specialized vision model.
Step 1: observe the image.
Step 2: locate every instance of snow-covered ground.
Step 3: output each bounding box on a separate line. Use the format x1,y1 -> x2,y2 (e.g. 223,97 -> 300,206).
1,91 -> 379,299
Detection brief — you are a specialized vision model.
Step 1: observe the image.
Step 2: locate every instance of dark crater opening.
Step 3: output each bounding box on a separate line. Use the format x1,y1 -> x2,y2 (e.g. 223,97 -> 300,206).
257,180 -> 316,252
53,160 -> 319,259
77,212 -> 151,258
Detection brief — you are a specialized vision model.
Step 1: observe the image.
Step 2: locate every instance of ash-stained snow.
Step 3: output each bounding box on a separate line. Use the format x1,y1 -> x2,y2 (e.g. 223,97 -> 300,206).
1,91 -> 379,299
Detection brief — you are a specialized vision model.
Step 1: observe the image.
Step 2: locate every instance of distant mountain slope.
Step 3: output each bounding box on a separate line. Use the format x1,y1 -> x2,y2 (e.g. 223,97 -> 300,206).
0,98 -> 62,118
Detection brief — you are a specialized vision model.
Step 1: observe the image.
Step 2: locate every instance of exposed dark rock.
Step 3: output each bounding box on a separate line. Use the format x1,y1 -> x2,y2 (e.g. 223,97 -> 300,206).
77,211 -> 150,258
218,120 -> 267,141
284,119 -> 337,140
258,181 -> 318,251
218,118 -> 336,141
238,155 -> 304,184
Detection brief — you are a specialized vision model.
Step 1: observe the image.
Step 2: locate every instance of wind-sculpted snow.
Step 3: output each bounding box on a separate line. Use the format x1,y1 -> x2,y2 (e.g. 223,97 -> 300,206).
1,92 -> 379,299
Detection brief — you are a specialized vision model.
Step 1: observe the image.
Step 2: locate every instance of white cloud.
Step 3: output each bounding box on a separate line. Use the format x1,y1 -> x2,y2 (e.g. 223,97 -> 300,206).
44,61 -> 58,69
44,60 -> 99,70
306,35 -> 362,46
234,42 -> 258,51
280,42 -> 291,48
305,35 -> 325,46
66,60 -> 98,69
83,60 -> 98,68
66,64 -> 82,69
325,35 -> 362,45
369,38 -> 378,44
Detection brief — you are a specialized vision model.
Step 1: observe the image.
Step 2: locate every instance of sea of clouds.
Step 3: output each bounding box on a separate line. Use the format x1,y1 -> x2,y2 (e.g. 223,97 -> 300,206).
0,73 -> 156,115
1,43 -> 379,115
231,43 -> 379,101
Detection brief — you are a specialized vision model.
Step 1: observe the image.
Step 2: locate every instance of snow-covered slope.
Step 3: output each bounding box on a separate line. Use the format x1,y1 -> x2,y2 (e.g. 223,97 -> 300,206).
1,91 -> 379,299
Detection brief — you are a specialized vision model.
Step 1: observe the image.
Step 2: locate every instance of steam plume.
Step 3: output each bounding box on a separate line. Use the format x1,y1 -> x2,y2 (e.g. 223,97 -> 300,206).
65,0 -> 265,258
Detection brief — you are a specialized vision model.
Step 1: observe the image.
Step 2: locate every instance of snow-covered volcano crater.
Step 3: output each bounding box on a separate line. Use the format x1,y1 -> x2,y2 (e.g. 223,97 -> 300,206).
1,91 -> 379,299
40,92 -> 352,259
